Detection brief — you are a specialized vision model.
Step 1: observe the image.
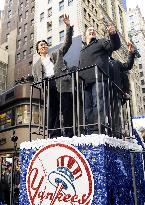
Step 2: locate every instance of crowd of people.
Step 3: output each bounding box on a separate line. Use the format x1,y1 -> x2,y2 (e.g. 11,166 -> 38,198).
33,14 -> 135,139
0,158 -> 20,205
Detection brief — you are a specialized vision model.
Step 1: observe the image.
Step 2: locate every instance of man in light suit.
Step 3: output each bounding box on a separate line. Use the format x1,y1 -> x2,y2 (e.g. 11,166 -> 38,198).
33,14 -> 73,138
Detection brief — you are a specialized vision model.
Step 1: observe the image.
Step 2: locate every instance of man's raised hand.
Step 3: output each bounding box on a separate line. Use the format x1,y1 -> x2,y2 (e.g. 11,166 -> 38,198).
63,14 -> 70,26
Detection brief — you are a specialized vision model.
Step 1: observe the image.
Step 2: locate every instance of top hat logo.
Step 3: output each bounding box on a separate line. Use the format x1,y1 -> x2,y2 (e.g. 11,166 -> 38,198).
27,143 -> 94,205
48,155 -> 83,195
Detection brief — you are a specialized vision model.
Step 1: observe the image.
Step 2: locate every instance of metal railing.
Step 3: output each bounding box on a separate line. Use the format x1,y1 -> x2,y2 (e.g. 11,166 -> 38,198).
29,64 -> 133,141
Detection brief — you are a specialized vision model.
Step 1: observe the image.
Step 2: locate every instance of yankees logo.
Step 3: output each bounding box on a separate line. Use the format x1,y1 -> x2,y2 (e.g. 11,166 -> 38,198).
26,143 -> 94,205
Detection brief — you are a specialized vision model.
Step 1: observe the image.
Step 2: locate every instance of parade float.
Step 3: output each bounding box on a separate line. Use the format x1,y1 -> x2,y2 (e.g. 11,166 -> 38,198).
19,133 -> 145,205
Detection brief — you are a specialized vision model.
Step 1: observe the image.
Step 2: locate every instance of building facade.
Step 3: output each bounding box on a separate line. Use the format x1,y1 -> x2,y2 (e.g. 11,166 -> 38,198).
0,47 -> 8,94
128,6 -> 145,113
33,0 -> 143,117
0,0 -> 35,89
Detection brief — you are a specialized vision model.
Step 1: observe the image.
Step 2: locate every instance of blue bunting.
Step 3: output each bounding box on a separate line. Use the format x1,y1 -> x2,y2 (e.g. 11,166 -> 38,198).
19,143 -> 144,205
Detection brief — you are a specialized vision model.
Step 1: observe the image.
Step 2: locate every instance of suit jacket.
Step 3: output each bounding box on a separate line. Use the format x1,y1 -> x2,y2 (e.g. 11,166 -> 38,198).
79,33 -> 121,83
33,25 -> 73,93
109,51 -> 135,91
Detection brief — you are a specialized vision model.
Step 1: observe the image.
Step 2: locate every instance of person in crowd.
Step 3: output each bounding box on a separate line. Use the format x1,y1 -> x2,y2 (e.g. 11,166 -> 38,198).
79,24 -> 121,134
33,14 -> 73,138
3,164 -> 11,189
0,179 -> 10,205
109,42 -> 135,138
13,164 -> 20,205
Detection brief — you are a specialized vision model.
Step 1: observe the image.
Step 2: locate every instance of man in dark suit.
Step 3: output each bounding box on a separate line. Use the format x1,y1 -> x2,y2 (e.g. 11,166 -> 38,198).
79,24 -> 121,134
109,42 -> 135,138
33,14 -> 74,138
0,179 -> 10,205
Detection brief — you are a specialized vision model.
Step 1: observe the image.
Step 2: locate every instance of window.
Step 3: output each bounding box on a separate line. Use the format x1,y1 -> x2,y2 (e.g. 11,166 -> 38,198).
59,30 -> 64,41
30,33 -> 34,40
29,61 -> 32,67
87,0 -> 90,6
92,19 -> 95,26
59,15 -> 64,26
17,53 -> 20,61
139,64 -> 142,69
23,50 -> 27,59
31,19 -> 34,26
15,105 -> 39,125
25,0 -> 28,6
141,80 -> 144,85
88,13 -> 91,20
59,0 -> 64,11
94,9 -> 97,16
48,8 -> 52,17
30,46 -> 33,54
31,6 -> 35,13
19,14 -> 22,22
17,40 -> 21,48
20,2 -> 23,10
85,24 -> 88,30
7,22 -> 10,29
6,33 -> 9,41
96,23 -> 99,30
8,0 -> 12,7
47,37 -> 52,46
47,21 -> 52,31
24,23 -> 27,32
18,27 -> 21,35
40,12 -> 44,21
0,109 -> 15,130
84,8 -> 87,18
25,10 -> 28,19
24,36 -> 27,45
142,88 -> 145,93
68,0 -> 73,6
91,5 -> 94,11
8,10 -> 12,18
140,71 -> 143,77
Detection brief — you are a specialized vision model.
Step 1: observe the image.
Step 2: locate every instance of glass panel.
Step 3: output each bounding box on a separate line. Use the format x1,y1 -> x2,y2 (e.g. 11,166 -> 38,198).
15,104 -> 40,125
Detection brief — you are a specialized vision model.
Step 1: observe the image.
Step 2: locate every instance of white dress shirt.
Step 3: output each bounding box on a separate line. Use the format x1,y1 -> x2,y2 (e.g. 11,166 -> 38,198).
41,54 -> 54,78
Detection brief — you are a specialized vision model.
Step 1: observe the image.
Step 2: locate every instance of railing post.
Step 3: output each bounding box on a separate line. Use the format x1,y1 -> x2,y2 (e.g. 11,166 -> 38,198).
72,72 -> 76,136
76,71 -> 80,137
95,65 -> 101,134
81,80 -> 85,134
29,84 -> 33,142
43,79 -> 46,139
47,80 -> 50,138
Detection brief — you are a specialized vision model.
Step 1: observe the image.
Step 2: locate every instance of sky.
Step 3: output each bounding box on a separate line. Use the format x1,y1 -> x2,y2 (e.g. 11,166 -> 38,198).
0,0 -> 145,17
126,0 -> 145,17
0,0 -> 5,10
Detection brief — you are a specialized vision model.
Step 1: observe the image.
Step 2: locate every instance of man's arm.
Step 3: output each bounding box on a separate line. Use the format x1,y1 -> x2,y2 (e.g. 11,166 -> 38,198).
59,14 -> 73,56
122,51 -> 135,71
102,24 -> 121,51
122,42 -> 135,71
